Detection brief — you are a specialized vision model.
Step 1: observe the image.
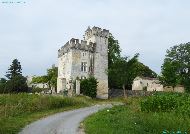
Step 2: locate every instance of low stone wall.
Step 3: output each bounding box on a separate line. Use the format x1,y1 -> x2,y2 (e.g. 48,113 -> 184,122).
109,89 -> 154,98
163,86 -> 185,93
174,86 -> 185,93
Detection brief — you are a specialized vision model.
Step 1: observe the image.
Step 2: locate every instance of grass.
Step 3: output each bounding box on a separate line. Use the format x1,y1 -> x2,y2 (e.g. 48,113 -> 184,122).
83,96 -> 190,134
0,93 -> 94,134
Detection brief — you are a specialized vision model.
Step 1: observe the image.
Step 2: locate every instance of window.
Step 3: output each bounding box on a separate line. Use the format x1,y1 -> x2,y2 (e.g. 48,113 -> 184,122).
81,62 -> 87,72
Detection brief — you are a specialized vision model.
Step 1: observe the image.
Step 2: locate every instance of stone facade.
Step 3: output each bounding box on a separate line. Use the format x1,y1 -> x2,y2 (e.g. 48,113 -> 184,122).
26,76 -> 48,89
132,76 -> 164,91
57,26 -> 109,99
132,76 -> 185,93
163,85 -> 185,93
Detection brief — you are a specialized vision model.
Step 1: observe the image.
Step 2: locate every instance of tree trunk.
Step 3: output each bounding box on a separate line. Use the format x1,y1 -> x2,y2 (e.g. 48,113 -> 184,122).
123,84 -> 126,98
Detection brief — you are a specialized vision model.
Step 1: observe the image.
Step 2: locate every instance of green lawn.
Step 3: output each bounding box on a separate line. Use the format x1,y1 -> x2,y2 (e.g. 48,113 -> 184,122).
84,96 -> 190,134
0,94 -> 94,134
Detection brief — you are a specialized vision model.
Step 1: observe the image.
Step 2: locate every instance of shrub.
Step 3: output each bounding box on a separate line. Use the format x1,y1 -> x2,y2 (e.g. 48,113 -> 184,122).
141,92 -> 190,116
80,77 -> 98,98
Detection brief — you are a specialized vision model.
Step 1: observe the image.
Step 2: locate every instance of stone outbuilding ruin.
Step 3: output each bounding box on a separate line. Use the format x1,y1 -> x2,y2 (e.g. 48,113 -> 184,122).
132,76 -> 185,93
132,76 -> 164,91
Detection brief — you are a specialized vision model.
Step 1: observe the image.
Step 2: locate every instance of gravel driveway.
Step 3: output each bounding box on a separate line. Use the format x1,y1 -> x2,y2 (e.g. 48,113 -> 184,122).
19,104 -> 112,134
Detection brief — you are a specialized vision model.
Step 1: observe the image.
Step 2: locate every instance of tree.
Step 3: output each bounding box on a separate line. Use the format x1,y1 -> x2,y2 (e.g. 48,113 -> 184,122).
47,67 -> 58,91
108,34 -> 122,88
5,59 -> 28,93
32,76 -> 48,87
108,34 -> 157,89
108,34 -> 121,68
109,54 -> 139,97
134,62 -> 157,78
5,75 -> 28,93
160,42 -> 190,92
159,61 -> 181,89
6,59 -> 22,79
0,78 -> 7,93
31,66 -> 58,92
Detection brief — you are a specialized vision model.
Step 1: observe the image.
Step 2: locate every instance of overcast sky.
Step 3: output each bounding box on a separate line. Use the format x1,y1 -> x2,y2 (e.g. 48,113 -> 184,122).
0,0 -> 190,78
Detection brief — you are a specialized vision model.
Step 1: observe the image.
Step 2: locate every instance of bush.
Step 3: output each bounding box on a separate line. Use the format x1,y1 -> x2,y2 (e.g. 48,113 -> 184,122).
80,77 -> 98,98
141,92 -> 190,116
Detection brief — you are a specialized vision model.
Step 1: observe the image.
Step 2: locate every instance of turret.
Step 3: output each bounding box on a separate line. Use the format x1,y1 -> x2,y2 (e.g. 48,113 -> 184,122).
84,26 -> 109,40
84,26 -> 109,99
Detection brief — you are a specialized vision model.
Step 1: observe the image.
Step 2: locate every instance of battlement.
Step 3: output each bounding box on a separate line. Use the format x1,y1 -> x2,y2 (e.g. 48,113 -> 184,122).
58,38 -> 96,57
84,26 -> 109,40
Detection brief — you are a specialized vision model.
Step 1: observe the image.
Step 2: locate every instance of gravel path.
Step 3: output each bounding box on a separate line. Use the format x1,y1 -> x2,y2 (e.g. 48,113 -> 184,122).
19,104 -> 112,134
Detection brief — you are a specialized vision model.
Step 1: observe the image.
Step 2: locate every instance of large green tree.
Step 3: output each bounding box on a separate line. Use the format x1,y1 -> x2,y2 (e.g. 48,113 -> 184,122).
160,42 -> 190,91
6,59 -> 22,79
108,34 -> 157,89
108,34 -> 122,88
5,59 -> 28,93
108,34 -> 121,68
109,54 -> 139,96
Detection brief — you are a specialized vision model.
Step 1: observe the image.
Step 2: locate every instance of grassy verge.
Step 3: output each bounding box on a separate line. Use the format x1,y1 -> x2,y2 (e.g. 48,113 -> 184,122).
84,96 -> 190,134
0,94 -> 94,134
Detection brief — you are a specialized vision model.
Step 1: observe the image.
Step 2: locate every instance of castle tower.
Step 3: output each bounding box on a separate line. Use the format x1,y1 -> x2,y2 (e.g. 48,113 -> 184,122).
84,26 -> 109,99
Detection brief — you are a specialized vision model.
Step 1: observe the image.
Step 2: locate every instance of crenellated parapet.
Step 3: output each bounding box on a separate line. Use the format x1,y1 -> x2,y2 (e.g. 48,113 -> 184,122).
58,38 -> 96,58
84,26 -> 109,40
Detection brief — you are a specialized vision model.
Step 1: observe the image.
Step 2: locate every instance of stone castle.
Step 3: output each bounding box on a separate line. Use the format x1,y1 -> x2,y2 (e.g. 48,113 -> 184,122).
57,26 -> 109,99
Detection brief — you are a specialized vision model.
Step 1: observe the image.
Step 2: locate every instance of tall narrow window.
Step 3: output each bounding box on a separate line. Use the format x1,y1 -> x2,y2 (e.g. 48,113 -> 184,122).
81,62 -> 87,72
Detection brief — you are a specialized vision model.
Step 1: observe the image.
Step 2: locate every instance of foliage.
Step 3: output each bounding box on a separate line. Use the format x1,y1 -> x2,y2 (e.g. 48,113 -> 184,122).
32,76 -> 48,85
135,62 -> 157,78
108,54 -> 139,91
80,77 -> 98,98
160,43 -> 190,92
0,94 -> 93,134
141,92 -> 190,116
108,34 -> 157,89
159,61 -> 181,88
31,67 -> 58,91
108,34 -> 122,88
84,97 -> 190,134
108,34 -> 121,68
0,78 -> 7,93
4,75 -> 28,93
3,59 -> 28,93
47,67 -> 58,90
5,59 -> 22,80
